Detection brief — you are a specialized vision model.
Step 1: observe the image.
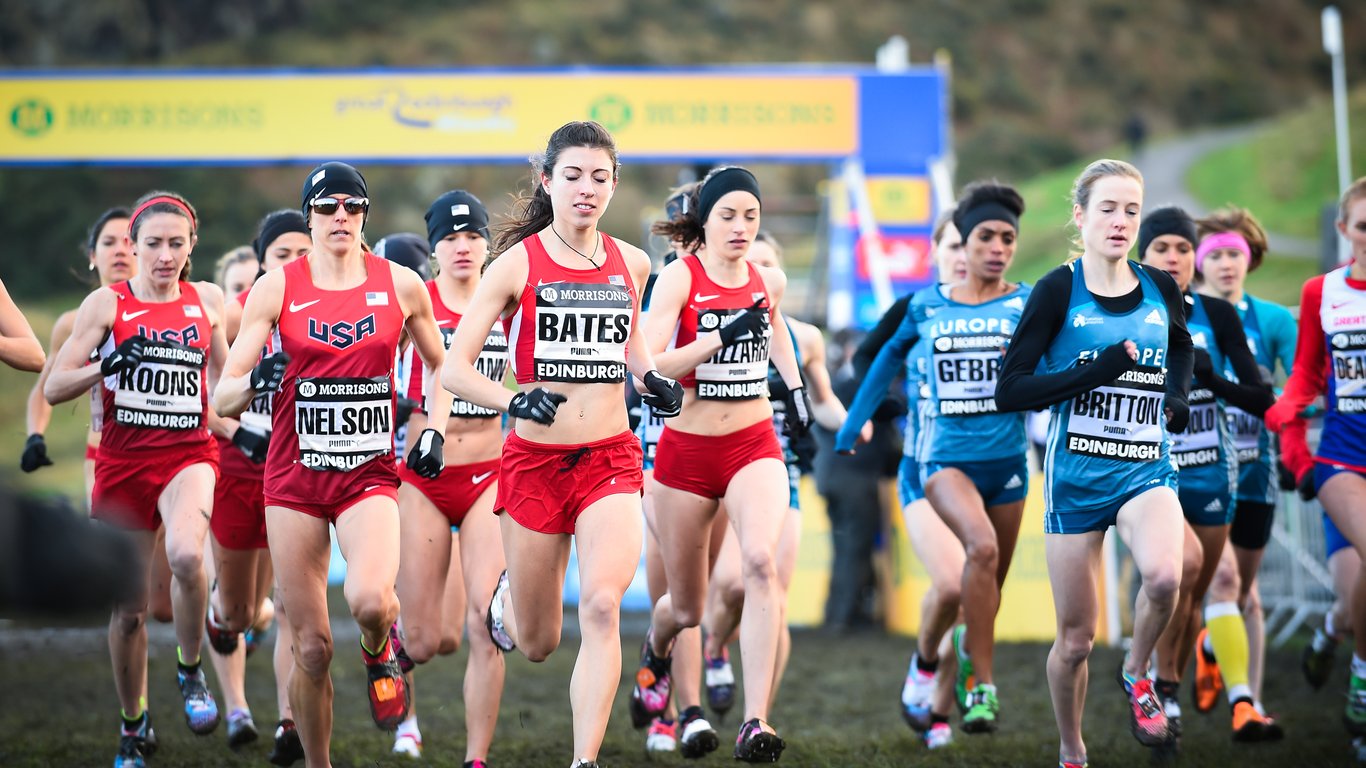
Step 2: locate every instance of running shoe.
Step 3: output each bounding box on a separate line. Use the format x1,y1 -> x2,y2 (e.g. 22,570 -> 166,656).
1119,671 -> 1169,747
1154,678 -> 1182,739
362,636 -> 411,731
463,761 -> 491,768
571,762 -> 600,768
1059,760 -> 1087,768
486,570 -> 515,653
679,705 -> 720,759
951,625 -> 975,713
269,719 -> 304,766
645,717 -> 677,754
390,623 -> 415,674
114,714 -> 157,768
176,666 -> 221,734
900,653 -> 936,732
205,604 -> 239,655
1193,628 -> 1223,713
705,647 -> 736,718
630,630 -> 673,729
924,721 -> 953,750
1347,673 -> 1366,737
226,708 -> 258,749
1303,626 -> 1338,689
961,685 -> 999,734
393,730 -> 422,758
1231,699 -> 1284,742
734,717 -> 785,763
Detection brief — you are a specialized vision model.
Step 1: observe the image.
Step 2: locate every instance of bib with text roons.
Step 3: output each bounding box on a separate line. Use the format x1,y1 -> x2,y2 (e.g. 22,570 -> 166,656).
505,233 -> 635,385
672,255 -> 772,401
98,280 -> 213,452
295,376 -> 393,471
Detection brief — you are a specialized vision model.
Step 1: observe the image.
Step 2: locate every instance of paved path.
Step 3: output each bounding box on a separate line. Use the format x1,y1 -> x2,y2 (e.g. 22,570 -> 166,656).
1132,124 -> 1320,259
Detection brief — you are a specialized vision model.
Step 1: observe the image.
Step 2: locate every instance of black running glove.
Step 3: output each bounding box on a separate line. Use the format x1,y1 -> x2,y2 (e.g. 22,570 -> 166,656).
1297,468 -> 1317,502
1093,341 -> 1138,379
1165,394 -> 1190,435
250,351 -> 290,393
641,370 -> 683,418
718,300 -> 768,346
405,428 -> 445,479
100,335 -> 146,376
508,388 -> 568,426
231,426 -> 269,464
395,396 -> 420,428
20,434 -> 52,473
783,385 -> 814,439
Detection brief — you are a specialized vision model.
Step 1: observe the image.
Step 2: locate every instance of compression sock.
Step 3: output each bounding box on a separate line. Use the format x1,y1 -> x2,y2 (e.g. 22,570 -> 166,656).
1205,601 -> 1251,704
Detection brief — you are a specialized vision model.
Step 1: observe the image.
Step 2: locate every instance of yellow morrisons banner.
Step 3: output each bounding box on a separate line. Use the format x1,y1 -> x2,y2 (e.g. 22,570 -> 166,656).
0,71 -> 858,162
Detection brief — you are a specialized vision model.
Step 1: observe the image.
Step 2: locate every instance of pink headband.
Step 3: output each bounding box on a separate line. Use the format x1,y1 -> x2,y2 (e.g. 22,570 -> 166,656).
1195,231 -> 1250,273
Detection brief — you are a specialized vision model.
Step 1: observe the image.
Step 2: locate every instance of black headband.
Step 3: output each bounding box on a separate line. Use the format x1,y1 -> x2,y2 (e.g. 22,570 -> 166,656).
301,161 -> 368,216
1137,206 -> 1198,257
253,210 -> 309,262
954,201 -> 1019,241
425,190 -> 490,250
697,167 -> 761,224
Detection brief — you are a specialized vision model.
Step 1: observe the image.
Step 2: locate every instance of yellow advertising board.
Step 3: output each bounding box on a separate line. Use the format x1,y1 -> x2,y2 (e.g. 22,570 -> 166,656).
0,72 -> 858,162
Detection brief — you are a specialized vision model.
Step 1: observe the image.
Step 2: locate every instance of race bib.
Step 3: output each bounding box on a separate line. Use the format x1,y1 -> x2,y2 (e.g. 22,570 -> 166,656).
1330,330 -> 1366,414
1065,365 -> 1165,462
1225,405 -> 1261,463
112,341 -> 205,430
533,282 -> 631,383
450,328 -> 508,418
1171,388 -> 1220,468
295,376 -> 392,472
932,332 -> 1003,416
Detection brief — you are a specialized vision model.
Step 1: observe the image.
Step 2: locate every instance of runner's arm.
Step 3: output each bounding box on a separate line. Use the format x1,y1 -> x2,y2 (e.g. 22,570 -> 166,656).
853,294 -> 910,378
796,321 -> 847,431
0,278 -> 45,373
26,310 -> 75,435
1152,267 -> 1193,420
395,263 -> 452,435
214,270 -> 284,419
198,282 -> 235,439
442,246 -> 529,412
643,258 -> 721,377
44,289 -> 116,404
834,305 -> 920,453
620,243 -> 664,385
1265,275 -> 1327,433
995,266 -> 1132,412
1202,296 -> 1273,415
761,269 -> 804,390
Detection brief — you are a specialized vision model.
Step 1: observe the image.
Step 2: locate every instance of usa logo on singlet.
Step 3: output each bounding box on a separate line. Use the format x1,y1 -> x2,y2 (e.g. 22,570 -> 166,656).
308,315 -> 377,350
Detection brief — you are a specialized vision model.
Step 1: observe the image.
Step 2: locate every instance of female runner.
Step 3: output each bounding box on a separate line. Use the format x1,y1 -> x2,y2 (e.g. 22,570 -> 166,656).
441,121 -> 682,768
837,182 -> 1032,734
46,191 -> 230,767
390,190 -> 508,767
215,162 -> 452,768
1265,176 -> 1366,736
995,160 -> 1192,767
634,165 -> 810,762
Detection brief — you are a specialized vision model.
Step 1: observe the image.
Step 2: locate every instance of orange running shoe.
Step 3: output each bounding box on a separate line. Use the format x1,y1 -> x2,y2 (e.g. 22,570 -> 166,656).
1232,700 -> 1284,742
1193,628 -> 1223,713
362,636 -> 411,731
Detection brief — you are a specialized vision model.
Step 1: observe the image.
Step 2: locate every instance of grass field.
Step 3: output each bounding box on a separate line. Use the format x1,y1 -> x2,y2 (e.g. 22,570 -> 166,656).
0,597 -> 1357,768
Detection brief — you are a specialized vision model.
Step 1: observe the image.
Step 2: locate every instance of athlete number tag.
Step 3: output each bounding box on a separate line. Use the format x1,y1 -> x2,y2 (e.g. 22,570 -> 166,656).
295,376 -> 393,472
1330,332 -> 1366,414
1225,405 -> 1261,463
112,340 -> 206,430
1171,388 -> 1220,468
932,333 -> 1003,416
1065,365 -> 1165,462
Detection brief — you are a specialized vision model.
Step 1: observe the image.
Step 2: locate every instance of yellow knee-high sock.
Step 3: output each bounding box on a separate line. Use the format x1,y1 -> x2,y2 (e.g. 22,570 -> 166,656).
1205,601 -> 1251,702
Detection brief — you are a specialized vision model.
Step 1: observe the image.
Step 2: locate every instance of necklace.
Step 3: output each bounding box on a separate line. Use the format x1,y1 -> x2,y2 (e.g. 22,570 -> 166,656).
550,223 -> 601,270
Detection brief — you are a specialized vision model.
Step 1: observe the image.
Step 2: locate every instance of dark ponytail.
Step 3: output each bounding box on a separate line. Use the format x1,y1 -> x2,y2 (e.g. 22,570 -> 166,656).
650,182 -> 705,254
494,121 -> 620,257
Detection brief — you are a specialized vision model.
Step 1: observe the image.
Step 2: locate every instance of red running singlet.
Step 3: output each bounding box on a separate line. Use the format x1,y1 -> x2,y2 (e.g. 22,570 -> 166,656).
670,255 -> 772,400
219,285 -> 277,479
503,233 -> 636,385
413,279 -> 508,418
264,254 -> 406,510
97,280 -> 214,453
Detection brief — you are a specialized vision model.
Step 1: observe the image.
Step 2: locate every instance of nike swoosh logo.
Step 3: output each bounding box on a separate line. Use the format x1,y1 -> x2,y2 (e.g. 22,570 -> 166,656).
289,299 -> 321,312
537,280 -> 564,287
1332,301 -> 1353,309
454,222 -> 468,230
121,310 -> 150,321
471,471 -> 494,484
437,319 -> 452,326
694,293 -> 719,303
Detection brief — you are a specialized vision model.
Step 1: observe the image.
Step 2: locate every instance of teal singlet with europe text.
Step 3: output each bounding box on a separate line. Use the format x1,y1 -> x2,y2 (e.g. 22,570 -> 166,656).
1043,261 -> 1174,518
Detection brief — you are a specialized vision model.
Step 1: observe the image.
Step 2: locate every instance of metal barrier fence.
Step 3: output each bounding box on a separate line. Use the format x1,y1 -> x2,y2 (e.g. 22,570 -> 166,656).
1262,489 -> 1337,647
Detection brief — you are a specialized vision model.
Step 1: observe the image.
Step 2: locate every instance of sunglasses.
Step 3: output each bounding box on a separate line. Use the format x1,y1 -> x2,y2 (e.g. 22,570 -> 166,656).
309,197 -> 369,216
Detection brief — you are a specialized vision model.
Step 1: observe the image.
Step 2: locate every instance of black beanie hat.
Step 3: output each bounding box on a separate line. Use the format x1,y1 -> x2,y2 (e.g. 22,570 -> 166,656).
301,162 -> 368,217
424,190 -> 490,250
1137,205 -> 1197,257
374,233 -> 432,281
252,209 -> 309,262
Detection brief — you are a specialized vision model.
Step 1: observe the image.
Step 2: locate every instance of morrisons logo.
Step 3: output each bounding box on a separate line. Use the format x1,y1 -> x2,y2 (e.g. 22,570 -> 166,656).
10,99 -> 53,137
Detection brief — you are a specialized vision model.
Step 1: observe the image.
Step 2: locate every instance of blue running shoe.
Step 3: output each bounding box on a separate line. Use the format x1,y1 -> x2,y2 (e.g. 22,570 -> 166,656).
177,666 -> 221,735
